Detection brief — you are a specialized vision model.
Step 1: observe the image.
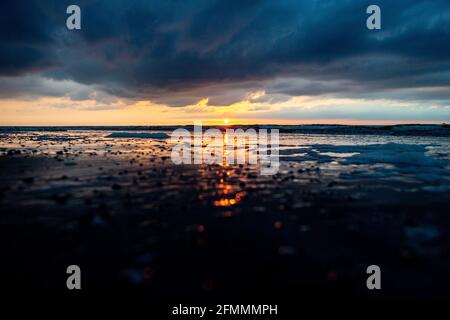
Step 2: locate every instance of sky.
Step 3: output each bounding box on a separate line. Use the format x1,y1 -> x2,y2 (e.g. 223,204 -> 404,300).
0,0 -> 449,125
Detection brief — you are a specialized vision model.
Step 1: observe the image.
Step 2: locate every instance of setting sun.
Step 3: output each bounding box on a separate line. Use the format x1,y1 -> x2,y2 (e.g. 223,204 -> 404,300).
224,119 -> 230,124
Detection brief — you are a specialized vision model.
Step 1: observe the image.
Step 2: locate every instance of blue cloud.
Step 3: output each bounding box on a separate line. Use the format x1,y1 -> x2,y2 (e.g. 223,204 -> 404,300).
0,0 -> 449,110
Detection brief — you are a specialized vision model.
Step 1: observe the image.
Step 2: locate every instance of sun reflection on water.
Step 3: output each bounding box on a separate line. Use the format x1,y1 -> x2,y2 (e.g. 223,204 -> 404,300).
212,132 -> 248,207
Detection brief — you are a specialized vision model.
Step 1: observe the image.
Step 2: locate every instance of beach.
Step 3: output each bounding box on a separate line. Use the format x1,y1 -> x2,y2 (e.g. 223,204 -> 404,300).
0,126 -> 449,300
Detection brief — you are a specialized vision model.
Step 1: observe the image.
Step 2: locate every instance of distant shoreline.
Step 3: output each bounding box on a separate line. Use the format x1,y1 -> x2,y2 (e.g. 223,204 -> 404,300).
1,124 -> 449,137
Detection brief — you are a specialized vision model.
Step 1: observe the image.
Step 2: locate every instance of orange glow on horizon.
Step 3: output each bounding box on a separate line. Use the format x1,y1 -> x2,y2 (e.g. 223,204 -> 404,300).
0,97 -> 446,126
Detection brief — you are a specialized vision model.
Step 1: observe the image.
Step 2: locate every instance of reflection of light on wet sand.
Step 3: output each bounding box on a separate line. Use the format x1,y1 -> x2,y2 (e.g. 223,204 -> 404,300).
213,190 -> 246,207
213,170 -> 246,207
221,132 -> 229,167
221,184 -> 232,194
211,132 -> 249,207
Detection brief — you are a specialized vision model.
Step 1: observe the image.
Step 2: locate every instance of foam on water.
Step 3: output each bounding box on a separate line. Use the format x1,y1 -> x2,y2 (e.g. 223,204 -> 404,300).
279,142 -> 450,184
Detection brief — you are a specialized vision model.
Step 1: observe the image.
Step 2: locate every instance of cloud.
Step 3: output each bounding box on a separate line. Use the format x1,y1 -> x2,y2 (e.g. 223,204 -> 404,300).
0,0 -> 449,114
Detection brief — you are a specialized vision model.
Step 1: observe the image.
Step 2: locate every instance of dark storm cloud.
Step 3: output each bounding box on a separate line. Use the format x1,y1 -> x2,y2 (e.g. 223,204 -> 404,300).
0,0 -> 450,105
0,0 -> 57,75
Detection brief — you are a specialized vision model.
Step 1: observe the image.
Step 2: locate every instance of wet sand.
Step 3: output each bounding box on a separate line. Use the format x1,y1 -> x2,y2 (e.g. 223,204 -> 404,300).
0,130 -> 450,301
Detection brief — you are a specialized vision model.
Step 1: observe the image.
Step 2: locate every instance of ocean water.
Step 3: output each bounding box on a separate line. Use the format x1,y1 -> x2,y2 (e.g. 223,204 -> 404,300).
1,127 -> 449,189
0,127 -> 449,296
1,127 -> 449,209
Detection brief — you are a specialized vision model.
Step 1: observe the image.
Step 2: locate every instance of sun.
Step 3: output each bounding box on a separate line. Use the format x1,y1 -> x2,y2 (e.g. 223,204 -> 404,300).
223,119 -> 230,124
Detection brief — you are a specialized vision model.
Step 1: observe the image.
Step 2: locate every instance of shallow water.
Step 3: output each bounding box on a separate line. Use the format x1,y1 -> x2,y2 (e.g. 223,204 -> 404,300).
0,129 -> 449,298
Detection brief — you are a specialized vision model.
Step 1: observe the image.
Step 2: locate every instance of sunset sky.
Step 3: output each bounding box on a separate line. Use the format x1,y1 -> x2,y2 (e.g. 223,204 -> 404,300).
1,0 -> 449,125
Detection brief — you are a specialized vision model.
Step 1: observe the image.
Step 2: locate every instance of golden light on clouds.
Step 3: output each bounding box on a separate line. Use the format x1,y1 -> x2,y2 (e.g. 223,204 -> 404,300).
246,90 -> 266,101
0,93 -> 445,126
